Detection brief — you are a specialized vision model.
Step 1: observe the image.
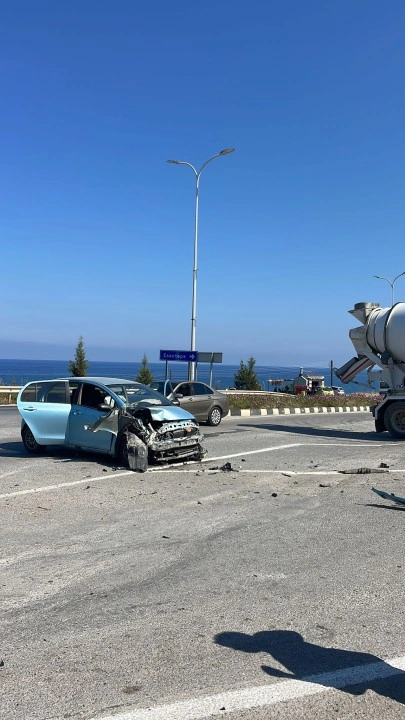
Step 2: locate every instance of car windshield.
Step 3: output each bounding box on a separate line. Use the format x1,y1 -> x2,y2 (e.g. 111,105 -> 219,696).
106,382 -> 172,407
149,382 -> 166,393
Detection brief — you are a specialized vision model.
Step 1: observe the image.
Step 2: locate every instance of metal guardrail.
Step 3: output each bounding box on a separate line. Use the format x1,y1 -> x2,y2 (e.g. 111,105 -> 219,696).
0,386 -> 21,402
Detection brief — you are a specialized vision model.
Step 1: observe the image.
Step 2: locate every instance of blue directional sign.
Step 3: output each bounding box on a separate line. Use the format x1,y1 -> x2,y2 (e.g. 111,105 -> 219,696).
160,349 -> 197,362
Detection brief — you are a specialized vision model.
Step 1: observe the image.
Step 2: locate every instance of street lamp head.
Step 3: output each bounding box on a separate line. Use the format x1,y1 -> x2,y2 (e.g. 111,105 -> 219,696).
167,159 -> 180,164
219,148 -> 235,156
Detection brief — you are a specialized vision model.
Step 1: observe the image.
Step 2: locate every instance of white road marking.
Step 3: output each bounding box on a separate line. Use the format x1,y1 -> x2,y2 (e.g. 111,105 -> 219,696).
93,655 -> 405,720
202,443 -> 302,461
203,442 -> 381,463
0,442 -> 393,499
0,470 -> 131,499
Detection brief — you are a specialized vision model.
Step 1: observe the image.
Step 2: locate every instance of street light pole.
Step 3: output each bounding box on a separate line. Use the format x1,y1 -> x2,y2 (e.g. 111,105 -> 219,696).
373,271 -> 405,306
167,148 -> 235,381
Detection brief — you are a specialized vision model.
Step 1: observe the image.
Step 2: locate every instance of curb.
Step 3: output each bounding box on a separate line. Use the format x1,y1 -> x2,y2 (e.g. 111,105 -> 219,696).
229,406 -> 372,417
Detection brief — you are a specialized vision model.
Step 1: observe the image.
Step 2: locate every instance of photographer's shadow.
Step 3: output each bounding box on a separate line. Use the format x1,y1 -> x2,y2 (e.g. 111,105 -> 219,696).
214,630 -> 405,704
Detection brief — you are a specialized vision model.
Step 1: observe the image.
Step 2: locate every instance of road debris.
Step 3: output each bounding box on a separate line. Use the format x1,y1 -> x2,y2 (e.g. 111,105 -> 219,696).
127,433 -> 148,472
208,462 -> 238,472
338,467 -> 389,474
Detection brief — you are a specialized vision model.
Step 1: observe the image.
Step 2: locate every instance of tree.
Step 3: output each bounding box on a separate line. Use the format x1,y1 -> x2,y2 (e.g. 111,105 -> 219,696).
136,353 -> 153,385
233,356 -> 262,390
68,336 -> 89,377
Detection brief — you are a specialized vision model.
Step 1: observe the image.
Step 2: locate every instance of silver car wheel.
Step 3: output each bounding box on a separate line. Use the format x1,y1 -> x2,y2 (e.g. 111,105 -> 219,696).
207,406 -> 222,426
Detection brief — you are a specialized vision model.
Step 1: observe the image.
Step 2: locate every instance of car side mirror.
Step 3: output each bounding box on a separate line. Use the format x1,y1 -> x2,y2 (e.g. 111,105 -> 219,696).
174,393 -> 183,399
98,402 -> 114,411
172,399 -> 180,406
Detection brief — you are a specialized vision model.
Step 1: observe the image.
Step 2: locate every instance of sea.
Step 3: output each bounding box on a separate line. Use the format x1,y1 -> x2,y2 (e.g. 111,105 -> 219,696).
0,358 -> 377,395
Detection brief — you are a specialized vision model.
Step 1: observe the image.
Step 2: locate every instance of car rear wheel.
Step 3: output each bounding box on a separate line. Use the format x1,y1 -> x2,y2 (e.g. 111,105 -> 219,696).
207,406 -> 222,426
385,402 -> 405,439
22,424 -> 45,453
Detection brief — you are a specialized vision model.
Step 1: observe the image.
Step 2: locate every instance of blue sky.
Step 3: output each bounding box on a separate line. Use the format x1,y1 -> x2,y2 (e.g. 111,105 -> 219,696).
1,1 -> 405,366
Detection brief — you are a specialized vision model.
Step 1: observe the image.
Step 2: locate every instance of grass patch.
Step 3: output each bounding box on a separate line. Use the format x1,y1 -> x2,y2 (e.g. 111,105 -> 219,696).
226,392 -> 380,410
0,393 -> 17,405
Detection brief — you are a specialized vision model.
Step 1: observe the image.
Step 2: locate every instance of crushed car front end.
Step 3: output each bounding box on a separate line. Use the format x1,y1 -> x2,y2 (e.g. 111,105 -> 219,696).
117,404 -> 206,464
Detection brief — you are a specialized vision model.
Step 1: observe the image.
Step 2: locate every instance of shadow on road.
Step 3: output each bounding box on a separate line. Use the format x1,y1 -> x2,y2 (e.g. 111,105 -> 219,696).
239,422 -> 391,442
364,502 -> 405,512
0,440 -> 27,457
0,440 -> 124,470
214,629 -> 405,703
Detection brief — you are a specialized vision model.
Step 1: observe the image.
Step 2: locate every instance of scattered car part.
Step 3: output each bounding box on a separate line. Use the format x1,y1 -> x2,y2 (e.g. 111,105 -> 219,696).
338,467 -> 389,474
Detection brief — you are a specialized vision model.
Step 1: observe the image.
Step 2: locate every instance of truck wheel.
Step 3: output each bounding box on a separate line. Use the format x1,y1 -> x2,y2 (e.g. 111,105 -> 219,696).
22,424 -> 45,453
385,402 -> 405,439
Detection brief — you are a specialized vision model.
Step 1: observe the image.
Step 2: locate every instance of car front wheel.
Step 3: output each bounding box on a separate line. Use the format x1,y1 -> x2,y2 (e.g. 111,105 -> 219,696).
115,434 -> 129,466
22,424 -> 45,453
207,406 -> 222,427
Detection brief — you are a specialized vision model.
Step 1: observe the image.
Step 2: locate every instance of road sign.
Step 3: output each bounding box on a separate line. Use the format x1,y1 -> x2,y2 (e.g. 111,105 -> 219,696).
159,350 -> 197,362
197,352 -> 223,363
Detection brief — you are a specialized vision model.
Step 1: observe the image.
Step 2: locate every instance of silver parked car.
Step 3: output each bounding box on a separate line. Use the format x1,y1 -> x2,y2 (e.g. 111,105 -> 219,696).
149,380 -> 229,426
17,377 -> 205,470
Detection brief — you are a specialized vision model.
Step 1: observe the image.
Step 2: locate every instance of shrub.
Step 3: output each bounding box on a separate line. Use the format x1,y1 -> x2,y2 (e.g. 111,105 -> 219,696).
136,354 -> 154,385
68,336 -> 89,377
233,357 -> 261,391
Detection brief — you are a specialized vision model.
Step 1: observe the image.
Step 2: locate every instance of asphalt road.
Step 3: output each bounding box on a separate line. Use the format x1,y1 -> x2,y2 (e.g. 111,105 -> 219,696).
1,407 -> 405,720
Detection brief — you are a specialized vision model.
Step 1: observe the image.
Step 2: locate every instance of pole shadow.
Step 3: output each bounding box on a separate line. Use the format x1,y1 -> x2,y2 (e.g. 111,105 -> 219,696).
238,422 -> 391,442
214,629 -> 405,704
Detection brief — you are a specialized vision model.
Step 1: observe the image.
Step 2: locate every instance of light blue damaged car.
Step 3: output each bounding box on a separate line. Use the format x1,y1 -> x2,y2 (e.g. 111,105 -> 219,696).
17,377 -> 205,470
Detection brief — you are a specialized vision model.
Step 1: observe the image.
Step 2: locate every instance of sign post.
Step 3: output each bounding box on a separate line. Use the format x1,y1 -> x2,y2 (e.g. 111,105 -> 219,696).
197,352 -> 223,386
159,350 -> 222,385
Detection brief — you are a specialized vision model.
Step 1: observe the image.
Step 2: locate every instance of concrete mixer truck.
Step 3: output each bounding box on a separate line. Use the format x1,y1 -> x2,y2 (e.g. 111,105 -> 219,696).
336,302 -> 405,439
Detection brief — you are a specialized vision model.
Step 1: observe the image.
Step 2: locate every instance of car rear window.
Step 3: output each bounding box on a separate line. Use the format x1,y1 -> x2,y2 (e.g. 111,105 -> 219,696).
20,381 -> 68,403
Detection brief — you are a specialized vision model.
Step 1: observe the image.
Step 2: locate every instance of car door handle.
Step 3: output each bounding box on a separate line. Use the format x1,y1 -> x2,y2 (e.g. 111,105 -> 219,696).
23,406 -> 36,411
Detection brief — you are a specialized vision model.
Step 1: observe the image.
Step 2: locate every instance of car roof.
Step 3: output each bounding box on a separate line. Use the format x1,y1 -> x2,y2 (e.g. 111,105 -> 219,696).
27,377 -> 142,384
173,380 -> 210,385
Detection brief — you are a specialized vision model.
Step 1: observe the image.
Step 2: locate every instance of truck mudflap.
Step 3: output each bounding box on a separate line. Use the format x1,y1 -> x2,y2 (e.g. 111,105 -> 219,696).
374,414 -> 386,433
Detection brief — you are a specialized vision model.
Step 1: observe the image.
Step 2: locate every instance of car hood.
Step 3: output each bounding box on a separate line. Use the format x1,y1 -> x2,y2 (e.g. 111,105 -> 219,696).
129,404 -> 196,423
